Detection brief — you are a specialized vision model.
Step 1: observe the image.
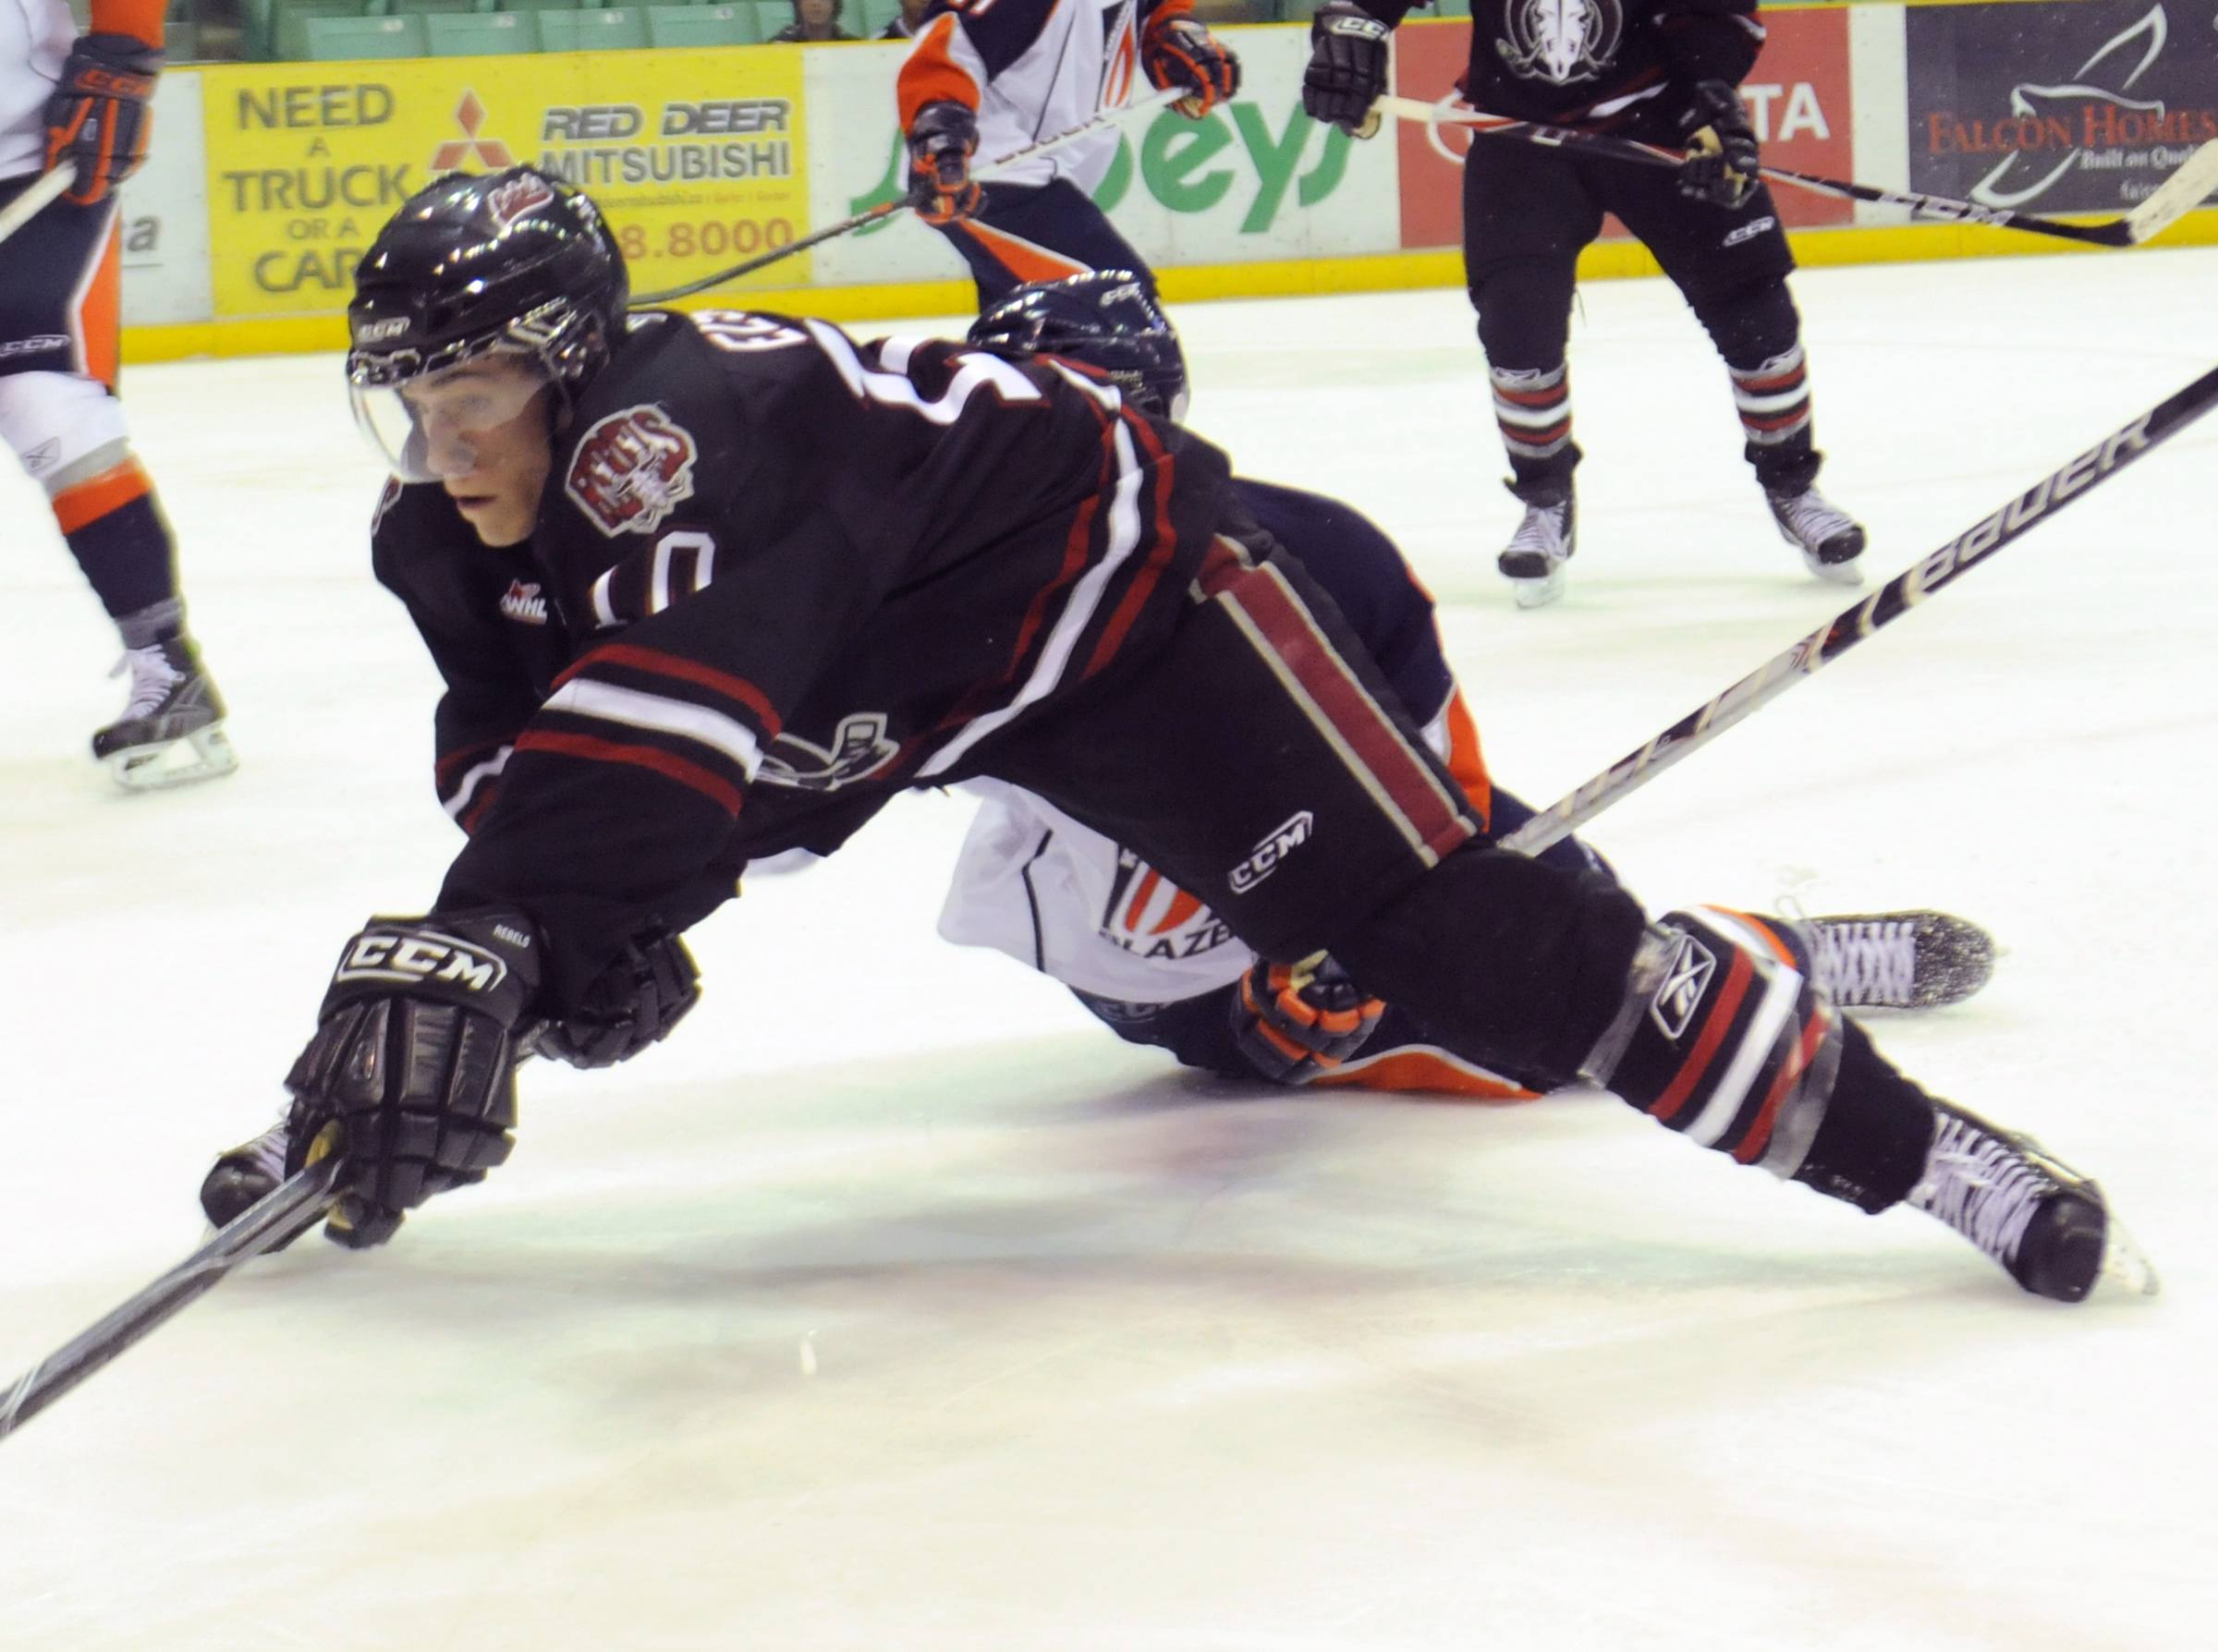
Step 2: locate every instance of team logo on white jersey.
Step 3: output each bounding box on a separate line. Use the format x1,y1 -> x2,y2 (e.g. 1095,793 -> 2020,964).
1496,0 -> 1624,87
499,578 -> 550,624
1649,932 -> 1717,1041
566,404 -> 700,537
1099,848 -> 1237,962
756,712 -> 899,792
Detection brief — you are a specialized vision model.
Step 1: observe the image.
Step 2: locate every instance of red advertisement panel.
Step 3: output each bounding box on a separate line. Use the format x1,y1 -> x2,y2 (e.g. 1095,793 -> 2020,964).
1394,10 -> 1855,252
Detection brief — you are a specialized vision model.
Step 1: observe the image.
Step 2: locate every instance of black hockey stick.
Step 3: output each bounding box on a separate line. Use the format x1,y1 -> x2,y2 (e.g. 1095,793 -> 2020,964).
1372,96 -> 2218,249
0,1153 -> 340,1443
1499,362 -> 2218,856
636,88 -> 1185,304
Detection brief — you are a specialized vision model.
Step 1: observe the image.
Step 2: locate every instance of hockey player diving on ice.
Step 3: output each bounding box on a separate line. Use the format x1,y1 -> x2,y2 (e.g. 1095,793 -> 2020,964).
204,169 -> 2151,1312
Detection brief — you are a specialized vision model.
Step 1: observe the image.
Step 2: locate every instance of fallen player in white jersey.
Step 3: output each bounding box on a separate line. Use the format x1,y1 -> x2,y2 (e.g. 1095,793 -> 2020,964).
935,275 -> 1997,1099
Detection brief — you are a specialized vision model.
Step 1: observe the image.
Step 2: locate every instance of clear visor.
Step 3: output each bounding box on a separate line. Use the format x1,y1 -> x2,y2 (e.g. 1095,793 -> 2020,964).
348,352 -> 552,485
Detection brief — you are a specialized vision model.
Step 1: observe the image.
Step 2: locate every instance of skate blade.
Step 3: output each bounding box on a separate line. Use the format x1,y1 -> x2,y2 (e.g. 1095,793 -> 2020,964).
105,725 -> 238,793
1801,549 -> 1866,587
2096,1209 -> 2161,1299
1508,569 -> 1567,610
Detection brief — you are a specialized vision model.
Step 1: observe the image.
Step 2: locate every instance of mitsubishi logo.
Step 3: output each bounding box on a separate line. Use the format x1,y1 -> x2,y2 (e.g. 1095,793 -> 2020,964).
432,91 -> 516,171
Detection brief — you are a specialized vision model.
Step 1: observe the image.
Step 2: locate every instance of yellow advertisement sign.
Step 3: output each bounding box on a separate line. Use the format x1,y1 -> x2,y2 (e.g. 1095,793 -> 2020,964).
201,48 -> 810,321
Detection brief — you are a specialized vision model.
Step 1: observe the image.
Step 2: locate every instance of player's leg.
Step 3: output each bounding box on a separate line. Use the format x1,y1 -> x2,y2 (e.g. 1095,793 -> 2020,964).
1602,171 -> 1868,583
933,178 -> 1159,310
1462,143 -> 1601,608
0,179 -> 235,788
990,542 -> 2132,1298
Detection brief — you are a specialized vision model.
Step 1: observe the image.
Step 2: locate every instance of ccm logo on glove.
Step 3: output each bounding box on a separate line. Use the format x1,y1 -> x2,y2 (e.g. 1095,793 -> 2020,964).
335,926 -> 528,991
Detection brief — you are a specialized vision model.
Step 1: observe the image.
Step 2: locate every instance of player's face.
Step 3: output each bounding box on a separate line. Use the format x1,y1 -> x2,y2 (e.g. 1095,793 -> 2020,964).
399,358 -> 554,547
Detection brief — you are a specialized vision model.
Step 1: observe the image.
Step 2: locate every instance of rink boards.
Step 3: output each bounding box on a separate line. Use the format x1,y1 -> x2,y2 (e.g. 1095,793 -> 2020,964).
115,0 -> 2218,359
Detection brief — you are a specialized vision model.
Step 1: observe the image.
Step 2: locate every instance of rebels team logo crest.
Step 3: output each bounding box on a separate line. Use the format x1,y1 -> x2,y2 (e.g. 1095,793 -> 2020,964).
566,405 -> 700,537
1496,0 -> 1624,87
756,712 -> 900,793
484,173 -> 554,226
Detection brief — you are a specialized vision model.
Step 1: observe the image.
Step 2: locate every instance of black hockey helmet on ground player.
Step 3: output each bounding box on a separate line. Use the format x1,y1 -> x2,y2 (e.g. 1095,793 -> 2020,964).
967,273 -> 1190,421
347,167 -> 629,482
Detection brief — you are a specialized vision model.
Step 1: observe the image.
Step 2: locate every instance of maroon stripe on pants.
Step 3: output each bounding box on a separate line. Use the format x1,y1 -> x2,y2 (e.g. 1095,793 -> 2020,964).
1201,551 -> 1476,865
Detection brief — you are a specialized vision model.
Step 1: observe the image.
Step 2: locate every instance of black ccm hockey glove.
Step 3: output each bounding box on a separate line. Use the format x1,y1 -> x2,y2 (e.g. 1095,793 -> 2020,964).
526,930 -> 701,1070
1301,1 -> 1390,137
1676,79 -> 1761,209
284,912 -> 540,1248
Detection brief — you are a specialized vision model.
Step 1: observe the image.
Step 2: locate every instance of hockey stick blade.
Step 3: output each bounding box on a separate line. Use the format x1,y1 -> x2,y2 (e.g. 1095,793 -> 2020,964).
0,1155 -> 340,1443
634,88 -> 1184,305
0,164 -> 76,250
1500,363 -> 2218,857
2126,137 -> 2218,243
1368,98 -> 2207,250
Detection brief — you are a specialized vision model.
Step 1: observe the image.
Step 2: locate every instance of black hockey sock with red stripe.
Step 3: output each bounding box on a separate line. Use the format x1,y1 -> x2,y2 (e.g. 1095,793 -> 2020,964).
1490,363 -> 1577,488
1582,907 -> 1938,1212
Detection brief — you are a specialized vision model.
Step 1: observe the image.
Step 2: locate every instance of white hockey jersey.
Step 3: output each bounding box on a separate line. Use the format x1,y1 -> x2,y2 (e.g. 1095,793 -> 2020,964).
896,0 -> 1179,191
0,0 -> 75,181
938,701 -> 1467,1004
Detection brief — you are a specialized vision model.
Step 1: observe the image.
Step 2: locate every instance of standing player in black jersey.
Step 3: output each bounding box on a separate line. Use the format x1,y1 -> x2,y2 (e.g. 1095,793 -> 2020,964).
217,168 -> 2147,1310
1301,0 -> 1867,607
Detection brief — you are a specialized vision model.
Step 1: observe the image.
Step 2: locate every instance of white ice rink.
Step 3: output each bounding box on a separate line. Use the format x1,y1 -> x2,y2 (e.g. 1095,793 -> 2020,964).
4,247 -> 2216,1651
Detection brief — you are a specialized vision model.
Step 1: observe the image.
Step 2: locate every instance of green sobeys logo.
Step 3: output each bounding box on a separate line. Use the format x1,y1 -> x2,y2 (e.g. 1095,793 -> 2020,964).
849,103 -> 1353,235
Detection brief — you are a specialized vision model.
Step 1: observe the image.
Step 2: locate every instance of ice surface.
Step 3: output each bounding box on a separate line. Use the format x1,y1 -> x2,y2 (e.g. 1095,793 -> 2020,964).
3,249 -> 2215,1651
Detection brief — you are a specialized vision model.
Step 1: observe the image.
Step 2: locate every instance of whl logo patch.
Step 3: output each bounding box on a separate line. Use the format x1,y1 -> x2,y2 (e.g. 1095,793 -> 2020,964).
566,404 -> 699,537
499,578 -> 549,624
1227,810 -> 1314,894
1648,933 -> 1717,1041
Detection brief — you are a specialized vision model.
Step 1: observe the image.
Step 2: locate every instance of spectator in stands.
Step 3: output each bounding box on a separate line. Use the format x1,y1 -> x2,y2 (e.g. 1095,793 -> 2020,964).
878,0 -> 930,39
769,0 -> 857,41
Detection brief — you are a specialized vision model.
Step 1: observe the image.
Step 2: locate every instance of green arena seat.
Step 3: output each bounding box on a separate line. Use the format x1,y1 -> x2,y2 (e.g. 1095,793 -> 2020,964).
646,2 -> 757,44
427,8 -> 536,51
536,4 -> 648,48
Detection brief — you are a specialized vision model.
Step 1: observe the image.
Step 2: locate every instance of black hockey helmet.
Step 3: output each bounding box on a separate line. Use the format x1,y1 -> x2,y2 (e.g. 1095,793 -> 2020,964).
968,272 -> 1189,421
347,168 -> 628,480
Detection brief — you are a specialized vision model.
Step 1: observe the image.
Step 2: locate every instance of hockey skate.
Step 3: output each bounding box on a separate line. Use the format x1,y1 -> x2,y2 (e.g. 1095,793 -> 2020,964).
1802,911 -> 1996,1010
1766,485 -> 1866,585
93,635 -> 238,792
1907,1100 -> 2156,1302
1497,481 -> 1575,610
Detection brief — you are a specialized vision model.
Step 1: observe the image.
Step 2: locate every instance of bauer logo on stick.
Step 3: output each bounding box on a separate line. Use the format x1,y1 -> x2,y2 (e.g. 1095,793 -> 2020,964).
566,405 -> 700,537
1649,933 -> 1717,1039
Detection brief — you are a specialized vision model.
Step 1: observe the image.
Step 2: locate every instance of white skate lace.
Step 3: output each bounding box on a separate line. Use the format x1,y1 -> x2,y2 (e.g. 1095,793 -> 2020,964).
1810,918 -> 1917,1007
1908,1113 -> 2048,1268
1770,489 -> 1856,551
1505,500 -> 1571,562
108,644 -> 184,721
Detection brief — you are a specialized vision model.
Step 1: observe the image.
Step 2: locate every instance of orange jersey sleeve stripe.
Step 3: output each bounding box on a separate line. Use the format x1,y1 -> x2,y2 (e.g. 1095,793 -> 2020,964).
897,15 -> 982,128
1437,688 -> 1493,828
91,0 -> 167,48
52,457 -> 152,535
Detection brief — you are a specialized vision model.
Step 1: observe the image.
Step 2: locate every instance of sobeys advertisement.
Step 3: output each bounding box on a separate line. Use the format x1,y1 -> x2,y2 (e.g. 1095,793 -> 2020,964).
200,49 -> 810,320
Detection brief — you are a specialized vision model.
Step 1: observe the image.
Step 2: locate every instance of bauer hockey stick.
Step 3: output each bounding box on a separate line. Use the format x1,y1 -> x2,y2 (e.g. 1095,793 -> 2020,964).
1498,362 -> 2218,857
0,1152 -> 341,1442
0,164 -> 77,250
636,87 -> 1188,304
1371,96 -> 2218,249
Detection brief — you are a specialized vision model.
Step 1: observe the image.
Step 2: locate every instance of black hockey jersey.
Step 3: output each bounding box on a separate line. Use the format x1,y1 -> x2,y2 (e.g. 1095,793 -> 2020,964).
1366,0 -> 1766,139
372,309 -> 1235,1007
